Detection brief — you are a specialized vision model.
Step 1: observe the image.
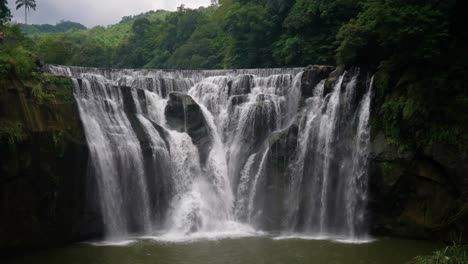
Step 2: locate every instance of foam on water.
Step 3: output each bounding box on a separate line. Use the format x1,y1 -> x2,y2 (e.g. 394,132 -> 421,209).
146,222 -> 263,243
87,240 -> 137,247
273,234 -> 375,244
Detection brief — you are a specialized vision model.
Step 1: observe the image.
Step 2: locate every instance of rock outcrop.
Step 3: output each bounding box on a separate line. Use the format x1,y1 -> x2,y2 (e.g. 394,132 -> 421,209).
0,74 -> 99,257
234,123 -> 299,230
369,132 -> 468,242
228,75 -> 253,96
301,65 -> 335,97
165,92 -> 213,164
2,64 -> 467,258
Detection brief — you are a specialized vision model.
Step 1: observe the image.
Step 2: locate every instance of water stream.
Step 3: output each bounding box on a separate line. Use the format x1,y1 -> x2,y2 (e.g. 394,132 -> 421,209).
47,65 -> 373,243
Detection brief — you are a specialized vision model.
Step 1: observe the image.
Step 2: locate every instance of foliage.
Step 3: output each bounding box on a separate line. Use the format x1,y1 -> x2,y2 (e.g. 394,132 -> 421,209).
30,80 -> 54,103
0,25 -> 36,79
336,0 -> 451,67
19,21 -> 86,35
42,74 -> 74,102
275,0 -> 360,66
0,119 -> 26,144
3,0 -> 466,152
221,1 -> 275,68
411,245 -> 468,264
113,6 -> 212,69
15,0 -> 36,24
24,72 -> 74,104
35,31 -> 113,67
52,131 -> 65,158
0,25 -> 74,105
342,0 -> 468,150
166,20 -> 226,69
0,0 -> 11,26
375,63 -> 468,150
32,10 -> 170,68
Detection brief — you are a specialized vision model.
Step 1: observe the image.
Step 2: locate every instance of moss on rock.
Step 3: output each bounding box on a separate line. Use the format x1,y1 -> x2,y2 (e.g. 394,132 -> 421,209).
0,71 -> 100,257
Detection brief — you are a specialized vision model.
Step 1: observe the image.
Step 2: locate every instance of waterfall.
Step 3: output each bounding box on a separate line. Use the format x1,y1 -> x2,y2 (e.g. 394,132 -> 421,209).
47,65 -> 372,242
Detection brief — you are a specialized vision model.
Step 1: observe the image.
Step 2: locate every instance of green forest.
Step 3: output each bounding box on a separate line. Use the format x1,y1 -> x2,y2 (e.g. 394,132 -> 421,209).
1,0 -> 463,70
2,0 -> 466,154
1,0 -> 468,262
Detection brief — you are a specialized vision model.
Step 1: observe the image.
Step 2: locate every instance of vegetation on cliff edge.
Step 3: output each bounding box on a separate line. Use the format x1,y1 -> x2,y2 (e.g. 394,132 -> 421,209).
1,0 -> 466,155
411,245 -> 468,264
0,22 -> 74,144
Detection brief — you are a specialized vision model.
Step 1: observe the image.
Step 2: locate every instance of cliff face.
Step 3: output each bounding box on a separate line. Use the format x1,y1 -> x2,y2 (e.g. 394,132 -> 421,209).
0,66 -> 466,256
300,66 -> 468,242
369,130 -> 468,242
364,67 -> 468,242
0,74 -> 100,257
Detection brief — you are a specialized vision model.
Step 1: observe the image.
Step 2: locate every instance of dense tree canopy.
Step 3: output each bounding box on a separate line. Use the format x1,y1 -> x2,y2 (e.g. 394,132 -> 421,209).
19,21 -> 86,35
275,0 -> 359,66
0,0 -> 11,26
30,0 -> 458,72
0,0 -> 466,156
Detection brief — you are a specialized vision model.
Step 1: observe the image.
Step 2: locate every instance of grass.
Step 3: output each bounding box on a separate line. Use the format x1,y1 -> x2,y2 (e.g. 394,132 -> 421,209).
411,245 -> 468,264
0,119 -> 26,144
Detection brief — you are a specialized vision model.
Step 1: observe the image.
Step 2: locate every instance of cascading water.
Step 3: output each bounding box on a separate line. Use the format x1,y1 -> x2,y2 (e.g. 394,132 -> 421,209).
47,65 -> 372,242
282,71 -> 372,240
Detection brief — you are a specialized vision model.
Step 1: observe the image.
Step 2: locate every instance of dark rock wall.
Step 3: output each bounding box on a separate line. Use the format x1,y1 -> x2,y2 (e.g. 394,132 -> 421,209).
165,92 -> 213,164
369,132 -> 468,242
1,65 -> 467,257
0,75 -> 100,257
258,125 -> 299,230
300,66 -> 468,242
300,65 -> 335,97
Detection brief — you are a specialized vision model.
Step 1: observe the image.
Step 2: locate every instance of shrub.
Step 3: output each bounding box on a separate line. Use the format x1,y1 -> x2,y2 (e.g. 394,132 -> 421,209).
411,245 -> 468,264
0,119 -> 26,144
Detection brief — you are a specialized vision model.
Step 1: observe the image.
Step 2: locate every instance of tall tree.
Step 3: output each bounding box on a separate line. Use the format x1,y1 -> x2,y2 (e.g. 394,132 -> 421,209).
0,0 -> 11,26
15,0 -> 36,25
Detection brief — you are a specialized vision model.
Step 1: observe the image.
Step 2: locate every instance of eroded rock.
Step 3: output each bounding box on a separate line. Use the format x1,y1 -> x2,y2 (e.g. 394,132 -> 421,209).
165,92 -> 213,164
301,65 -> 335,97
369,132 -> 467,242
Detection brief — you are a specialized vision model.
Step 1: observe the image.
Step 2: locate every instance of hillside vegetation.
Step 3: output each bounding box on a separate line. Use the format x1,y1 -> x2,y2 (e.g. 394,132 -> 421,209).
2,0 -> 467,172
0,0 -> 467,249
19,21 -> 86,35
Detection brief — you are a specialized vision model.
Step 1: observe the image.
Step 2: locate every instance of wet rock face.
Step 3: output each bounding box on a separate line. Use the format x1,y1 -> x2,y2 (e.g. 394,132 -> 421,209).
0,75 -> 100,257
369,132 -> 468,242
228,75 -> 253,96
301,65 -> 335,97
251,124 -> 299,230
165,92 -> 213,164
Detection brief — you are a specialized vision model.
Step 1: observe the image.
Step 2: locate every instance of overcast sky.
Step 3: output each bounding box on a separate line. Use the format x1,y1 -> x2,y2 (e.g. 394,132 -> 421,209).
8,0 -> 212,27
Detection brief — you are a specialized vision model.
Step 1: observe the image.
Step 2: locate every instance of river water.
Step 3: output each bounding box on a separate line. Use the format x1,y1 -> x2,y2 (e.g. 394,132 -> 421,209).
5,237 -> 440,264
25,66 -> 440,264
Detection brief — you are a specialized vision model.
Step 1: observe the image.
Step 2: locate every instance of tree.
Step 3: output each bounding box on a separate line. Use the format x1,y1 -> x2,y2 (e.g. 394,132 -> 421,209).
0,0 -> 11,26
15,0 -> 36,25
132,17 -> 151,37
336,0 -> 451,67
222,2 -> 275,68
274,0 -> 360,66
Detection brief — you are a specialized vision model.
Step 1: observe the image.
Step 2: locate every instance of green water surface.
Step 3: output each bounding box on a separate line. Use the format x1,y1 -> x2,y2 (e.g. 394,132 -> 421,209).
5,237 -> 441,264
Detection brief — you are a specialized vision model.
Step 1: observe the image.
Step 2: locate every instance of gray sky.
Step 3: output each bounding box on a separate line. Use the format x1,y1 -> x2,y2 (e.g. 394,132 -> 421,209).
8,0 -> 212,27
